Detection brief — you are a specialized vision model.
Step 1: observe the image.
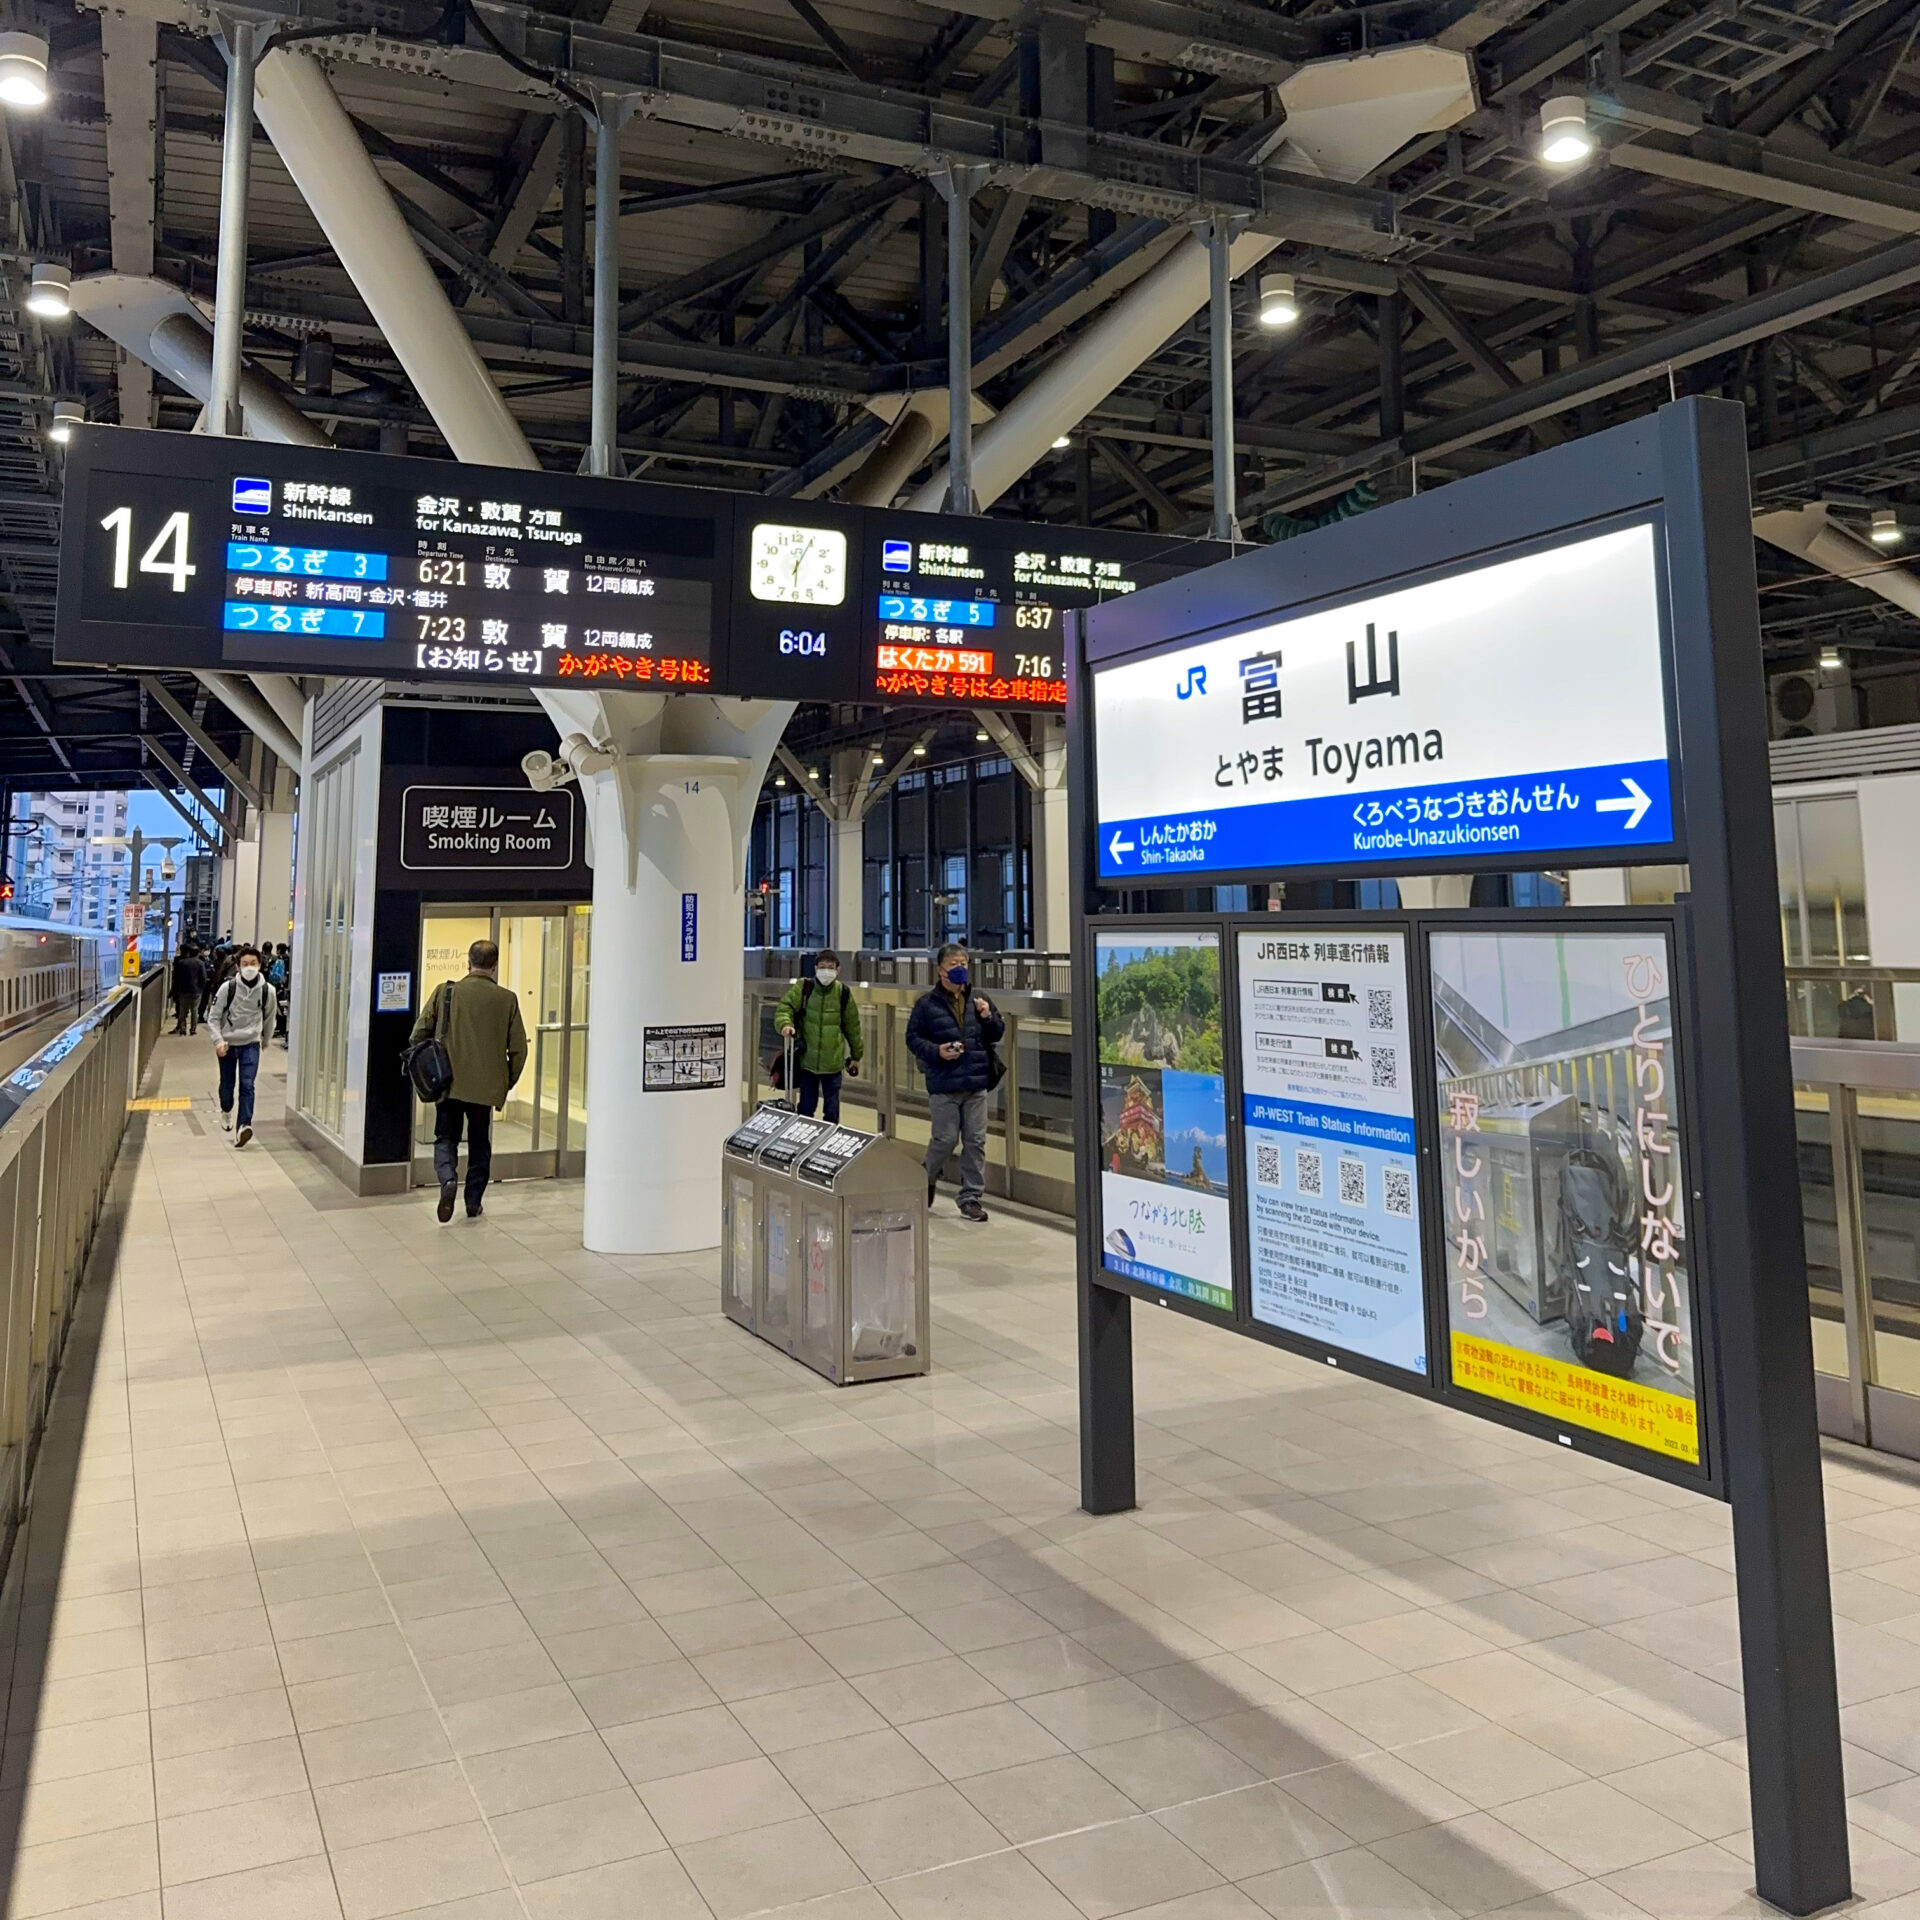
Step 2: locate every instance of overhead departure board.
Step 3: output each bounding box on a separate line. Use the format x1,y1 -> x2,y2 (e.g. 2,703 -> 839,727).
55,428 -> 1223,708
59,431 -> 727,691
864,517 -> 1227,709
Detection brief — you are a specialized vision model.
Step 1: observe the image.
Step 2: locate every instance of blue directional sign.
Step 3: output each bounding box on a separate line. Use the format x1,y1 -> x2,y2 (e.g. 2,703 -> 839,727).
1092,521 -> 1679,880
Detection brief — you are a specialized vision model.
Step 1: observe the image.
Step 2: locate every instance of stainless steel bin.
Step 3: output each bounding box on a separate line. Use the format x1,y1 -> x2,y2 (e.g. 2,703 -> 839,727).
719,1112 -> 930,1385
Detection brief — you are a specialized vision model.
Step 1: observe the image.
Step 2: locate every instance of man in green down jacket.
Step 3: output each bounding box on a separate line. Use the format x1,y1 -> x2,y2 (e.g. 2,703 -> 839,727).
410,938 -> 528,1223
776,949 -> 864,1122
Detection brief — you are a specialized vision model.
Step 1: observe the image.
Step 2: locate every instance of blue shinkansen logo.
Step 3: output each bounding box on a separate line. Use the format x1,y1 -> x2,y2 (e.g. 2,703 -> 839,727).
881,539 -> 912,573
232,476 -> 273,514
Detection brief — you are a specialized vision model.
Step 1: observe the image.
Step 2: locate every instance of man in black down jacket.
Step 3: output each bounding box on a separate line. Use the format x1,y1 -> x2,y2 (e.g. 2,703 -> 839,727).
905,941 -> 1005,1222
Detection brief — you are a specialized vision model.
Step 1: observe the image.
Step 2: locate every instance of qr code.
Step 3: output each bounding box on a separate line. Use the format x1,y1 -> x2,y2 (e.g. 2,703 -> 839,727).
1296,1148 -> 1323,1197
1255,1143 -> 1281,1187
1338,1157 -> 1367,1208
1368,989 -> 1394,1030
1384,1166 -> 1413,1217
1370,1046 -> 1398,1089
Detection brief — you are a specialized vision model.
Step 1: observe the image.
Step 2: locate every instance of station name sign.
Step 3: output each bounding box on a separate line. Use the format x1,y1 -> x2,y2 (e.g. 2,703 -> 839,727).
55,428 -> 1223,713
1091,520 -> 1681,878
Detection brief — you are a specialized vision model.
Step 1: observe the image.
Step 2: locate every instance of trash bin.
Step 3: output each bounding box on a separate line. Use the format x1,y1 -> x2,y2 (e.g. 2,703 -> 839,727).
719,1110 -> 929,1384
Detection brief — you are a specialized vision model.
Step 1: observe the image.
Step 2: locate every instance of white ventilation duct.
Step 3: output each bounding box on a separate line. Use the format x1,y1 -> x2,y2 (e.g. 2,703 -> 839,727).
70,273 -> 326,446
907,43 -> 1476,514
1755,503 -> 1920,621
252,46 -> 536,472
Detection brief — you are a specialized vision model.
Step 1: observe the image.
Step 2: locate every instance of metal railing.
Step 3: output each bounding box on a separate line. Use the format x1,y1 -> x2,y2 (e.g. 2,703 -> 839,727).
1784,965 -> 1920,1042
0,969 -> 164,1580
742,973 -> 1075,1215
1793,1035 -> 1920,1462
746,948 -> 1072,994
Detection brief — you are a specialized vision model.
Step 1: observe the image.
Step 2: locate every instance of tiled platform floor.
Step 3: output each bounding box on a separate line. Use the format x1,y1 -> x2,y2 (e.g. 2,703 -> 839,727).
6,1035 -> 1920,1920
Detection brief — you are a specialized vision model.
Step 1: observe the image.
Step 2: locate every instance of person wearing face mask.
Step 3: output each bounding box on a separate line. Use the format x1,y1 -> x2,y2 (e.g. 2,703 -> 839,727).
906,942 -> 1005,1222
775,950 -> 864,1123
207,946 -> 278,1148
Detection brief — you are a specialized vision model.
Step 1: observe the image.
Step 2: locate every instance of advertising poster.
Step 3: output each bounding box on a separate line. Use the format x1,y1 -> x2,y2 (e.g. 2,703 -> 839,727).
1095,931 -> 1231,1311
1237,929 -> 1428,1374
1431,927 -> 1702,1466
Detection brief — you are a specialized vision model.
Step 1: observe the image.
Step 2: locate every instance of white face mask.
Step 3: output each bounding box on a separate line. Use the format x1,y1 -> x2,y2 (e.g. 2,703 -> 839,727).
815,967 -> 838,986
239,964 -> 260,983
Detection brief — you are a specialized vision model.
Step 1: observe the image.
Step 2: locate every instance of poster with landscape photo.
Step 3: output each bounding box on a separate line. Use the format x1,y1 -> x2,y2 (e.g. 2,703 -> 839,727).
1095,931 -> 1231,1311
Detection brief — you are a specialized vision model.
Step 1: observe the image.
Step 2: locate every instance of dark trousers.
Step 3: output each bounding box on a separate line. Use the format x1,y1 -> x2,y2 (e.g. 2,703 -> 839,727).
171,992 -> 197,1034
216,1043 -> 259,1127
434,1099 -> 493,1205
796,1068 -> 843,1123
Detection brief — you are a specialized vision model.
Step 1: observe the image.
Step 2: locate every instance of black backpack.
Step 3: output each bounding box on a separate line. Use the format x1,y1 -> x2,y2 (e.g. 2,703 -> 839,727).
1559,1148 -> 1643,1377
402,982 -> 456,1103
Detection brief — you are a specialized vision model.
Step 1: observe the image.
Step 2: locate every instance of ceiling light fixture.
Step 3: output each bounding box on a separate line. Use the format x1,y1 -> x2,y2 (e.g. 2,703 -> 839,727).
0,33 -> 49,109
1871,507 -> 1903,546
1257,272 -> 1299,328
1539,95 -> 1594,167
912,742 -> 928,756
975,729 -> 989,742
1820,647 -> 1844,672
1051,434 -> 1072,449
27,262 -> 69,320
48,399 -> 82,444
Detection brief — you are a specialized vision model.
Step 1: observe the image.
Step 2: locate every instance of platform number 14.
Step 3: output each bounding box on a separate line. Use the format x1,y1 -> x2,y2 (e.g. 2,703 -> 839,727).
99,506 -> 197,592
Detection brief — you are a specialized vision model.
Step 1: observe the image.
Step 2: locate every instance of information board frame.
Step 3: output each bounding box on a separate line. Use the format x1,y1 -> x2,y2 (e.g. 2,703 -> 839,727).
1067,401 -> 1847,1916
1086,507 -> 1686,887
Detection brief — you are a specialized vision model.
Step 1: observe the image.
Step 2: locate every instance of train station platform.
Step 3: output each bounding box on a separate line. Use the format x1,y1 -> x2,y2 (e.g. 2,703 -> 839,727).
5,1036 -> 1920,1920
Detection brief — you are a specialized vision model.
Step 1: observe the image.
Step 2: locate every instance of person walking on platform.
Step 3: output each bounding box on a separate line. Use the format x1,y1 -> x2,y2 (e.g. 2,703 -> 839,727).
411,938 -> 527,1223
170,945 -> 205,1035
906,942 -> 1004,1223
776,950 -> 864,1123
207,946 -> 277,1148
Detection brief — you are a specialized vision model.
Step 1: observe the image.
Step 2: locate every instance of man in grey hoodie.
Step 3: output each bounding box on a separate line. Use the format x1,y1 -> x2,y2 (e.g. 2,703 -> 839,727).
208,945 -> 278,1148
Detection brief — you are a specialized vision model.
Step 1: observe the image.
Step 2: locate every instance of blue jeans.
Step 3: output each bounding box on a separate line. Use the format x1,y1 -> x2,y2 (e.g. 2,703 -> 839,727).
797,1069 -> 842,1122
217,1042 -> 259,1127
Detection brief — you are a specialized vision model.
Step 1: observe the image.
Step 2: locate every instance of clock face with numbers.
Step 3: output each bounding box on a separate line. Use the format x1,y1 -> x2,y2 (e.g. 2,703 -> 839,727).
749,523 -> 847,606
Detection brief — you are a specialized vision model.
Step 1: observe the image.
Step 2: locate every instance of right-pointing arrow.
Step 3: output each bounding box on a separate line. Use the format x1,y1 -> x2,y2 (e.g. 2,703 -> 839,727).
1595,776 -> 1652,832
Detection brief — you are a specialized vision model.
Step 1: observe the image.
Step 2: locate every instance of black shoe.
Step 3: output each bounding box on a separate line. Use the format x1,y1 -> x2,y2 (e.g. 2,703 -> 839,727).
927,1179 -> 937,1209
466,1199 -> 484,1219
959,1199 -> 989,1223
436,1184 -> 455,1223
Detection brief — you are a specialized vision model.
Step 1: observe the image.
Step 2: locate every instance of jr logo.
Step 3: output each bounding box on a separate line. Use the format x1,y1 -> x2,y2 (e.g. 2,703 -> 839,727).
1176,665 -> 1208,700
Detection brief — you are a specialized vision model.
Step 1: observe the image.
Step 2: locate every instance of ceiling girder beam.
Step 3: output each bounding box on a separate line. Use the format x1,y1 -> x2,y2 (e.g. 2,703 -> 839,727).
142,772 -> 221,854
112,0 -> 1399,252
1399,269 -> 1563,442
137,677 -> 263,810
1609,131 -> 1920,234
1249,226 -> 1920,514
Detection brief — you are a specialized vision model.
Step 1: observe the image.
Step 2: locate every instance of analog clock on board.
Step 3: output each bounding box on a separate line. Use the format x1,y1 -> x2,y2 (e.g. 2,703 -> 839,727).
749,523 -> 847,606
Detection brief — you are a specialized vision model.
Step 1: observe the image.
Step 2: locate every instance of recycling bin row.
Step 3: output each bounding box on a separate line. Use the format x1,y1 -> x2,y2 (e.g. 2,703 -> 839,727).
720,1103 -> 930,1385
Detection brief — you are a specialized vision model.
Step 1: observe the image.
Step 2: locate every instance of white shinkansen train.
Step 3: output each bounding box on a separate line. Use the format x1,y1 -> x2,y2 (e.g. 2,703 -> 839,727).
0,917 -> 122,1046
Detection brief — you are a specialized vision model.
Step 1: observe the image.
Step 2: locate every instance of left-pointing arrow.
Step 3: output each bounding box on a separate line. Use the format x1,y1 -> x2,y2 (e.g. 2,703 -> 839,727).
1109,831 -> 1135,862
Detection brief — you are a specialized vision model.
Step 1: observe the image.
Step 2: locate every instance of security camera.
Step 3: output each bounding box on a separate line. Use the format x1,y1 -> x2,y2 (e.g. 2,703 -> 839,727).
522,748 -> 569,792
561,732 -> 619,778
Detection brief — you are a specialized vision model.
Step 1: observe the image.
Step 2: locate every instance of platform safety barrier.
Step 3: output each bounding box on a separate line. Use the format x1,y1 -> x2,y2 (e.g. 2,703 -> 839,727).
0,968 -> 164,1580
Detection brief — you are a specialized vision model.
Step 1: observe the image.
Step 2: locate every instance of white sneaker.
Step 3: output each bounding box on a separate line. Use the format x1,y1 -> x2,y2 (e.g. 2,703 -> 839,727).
235,1125 -> 253,1149
221,1113 -> 232,1132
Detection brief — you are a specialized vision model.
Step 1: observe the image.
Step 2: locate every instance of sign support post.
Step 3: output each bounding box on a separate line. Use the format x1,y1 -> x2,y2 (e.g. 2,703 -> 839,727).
210,16 -> 258,439
1067,668 -> 1136,1512
1658,402 -> 1849,1917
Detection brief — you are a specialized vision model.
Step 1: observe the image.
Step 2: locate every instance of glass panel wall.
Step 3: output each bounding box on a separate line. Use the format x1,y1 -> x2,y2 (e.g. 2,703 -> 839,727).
295,745 -> 360,1141
1777,793 -> 1872,1037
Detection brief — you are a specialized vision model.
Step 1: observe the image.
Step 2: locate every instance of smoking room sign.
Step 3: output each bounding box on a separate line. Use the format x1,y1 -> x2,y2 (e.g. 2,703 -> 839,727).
399,784 -> 576,873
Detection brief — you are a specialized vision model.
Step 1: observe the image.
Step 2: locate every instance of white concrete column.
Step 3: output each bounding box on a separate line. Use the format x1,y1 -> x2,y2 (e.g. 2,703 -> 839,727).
255,805 -> 295,945
547,691 -> 789,1255
229,832 -> 261,944
1030,718 -> 1071,950
829,747 -> 868,955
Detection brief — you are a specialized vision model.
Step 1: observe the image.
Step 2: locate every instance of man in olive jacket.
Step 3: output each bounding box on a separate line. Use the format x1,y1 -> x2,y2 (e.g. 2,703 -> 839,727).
776,949 -> 864,1122
411,938 -> 528,1222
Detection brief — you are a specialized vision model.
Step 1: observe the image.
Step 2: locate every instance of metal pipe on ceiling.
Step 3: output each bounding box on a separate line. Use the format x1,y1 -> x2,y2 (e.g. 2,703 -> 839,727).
250,44 -> 536,472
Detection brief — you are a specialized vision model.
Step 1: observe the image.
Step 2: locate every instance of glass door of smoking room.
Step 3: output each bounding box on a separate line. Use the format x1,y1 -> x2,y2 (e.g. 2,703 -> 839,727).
413,902 -> 592,1184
